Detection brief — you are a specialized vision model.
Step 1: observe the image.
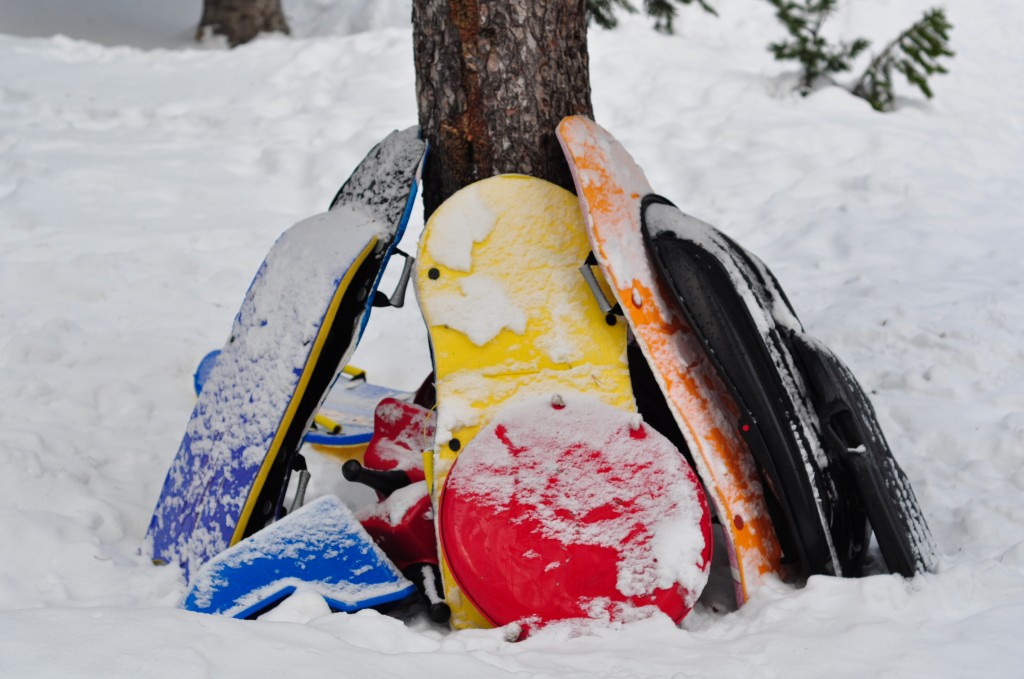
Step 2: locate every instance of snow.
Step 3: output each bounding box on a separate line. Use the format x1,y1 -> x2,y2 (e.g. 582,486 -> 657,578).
1,0 -> 1023,676
420,272 -> 529,346
421,183 -> 498,272
357,481 -> 428,527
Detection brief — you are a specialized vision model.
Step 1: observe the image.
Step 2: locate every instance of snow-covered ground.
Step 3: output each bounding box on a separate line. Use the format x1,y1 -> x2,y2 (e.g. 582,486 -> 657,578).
1,0 -> 1022,675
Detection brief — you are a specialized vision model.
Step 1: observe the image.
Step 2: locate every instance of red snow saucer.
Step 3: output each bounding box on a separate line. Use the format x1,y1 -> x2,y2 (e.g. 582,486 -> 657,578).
438,394 -> 712,633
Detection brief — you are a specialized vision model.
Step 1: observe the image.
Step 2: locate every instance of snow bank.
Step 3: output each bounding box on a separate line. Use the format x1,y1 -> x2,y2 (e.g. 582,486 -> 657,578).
1,0 -> 1023,675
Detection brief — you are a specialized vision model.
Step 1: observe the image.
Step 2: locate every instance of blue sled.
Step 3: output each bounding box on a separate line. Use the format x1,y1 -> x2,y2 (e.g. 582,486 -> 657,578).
182,495 -> 415,619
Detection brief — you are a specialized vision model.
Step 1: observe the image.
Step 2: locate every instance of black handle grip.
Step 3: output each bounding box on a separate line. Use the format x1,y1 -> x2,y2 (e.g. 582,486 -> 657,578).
341,460 -> 412,497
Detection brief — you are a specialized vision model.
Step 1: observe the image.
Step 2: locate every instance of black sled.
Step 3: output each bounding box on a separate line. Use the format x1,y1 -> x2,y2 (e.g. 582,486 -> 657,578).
641,196 -> 936,578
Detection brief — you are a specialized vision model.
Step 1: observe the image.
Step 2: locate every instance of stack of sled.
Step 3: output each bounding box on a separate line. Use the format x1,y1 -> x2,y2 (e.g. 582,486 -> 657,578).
145,118 -> 936,635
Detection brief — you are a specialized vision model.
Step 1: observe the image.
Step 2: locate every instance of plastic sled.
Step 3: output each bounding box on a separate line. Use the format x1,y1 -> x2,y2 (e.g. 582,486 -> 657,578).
147,128 -> 427,581
182,495 -> 415,618
306,371 -> 415,460
415,175 -> 711,631
557,116 -> 785,606
439,393 -> 712,635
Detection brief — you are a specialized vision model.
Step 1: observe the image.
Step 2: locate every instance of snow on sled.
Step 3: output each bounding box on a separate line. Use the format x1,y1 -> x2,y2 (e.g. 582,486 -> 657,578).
439,393 -> 712,633
642,189 -> 937,577
341,397 -> 452,623
559,115 -> 936,580
146,128 -> 427,582
193,349 -> 415,463
415,175 -> 712,633
642,198 -> 862,577
557,116 -> 786,607
182,495 -> 415,618
184,399 -> 440,621
306,370 -> 415,459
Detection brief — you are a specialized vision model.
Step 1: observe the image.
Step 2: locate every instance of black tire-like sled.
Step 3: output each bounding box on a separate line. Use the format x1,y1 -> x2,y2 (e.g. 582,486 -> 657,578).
641,196 -> 936,578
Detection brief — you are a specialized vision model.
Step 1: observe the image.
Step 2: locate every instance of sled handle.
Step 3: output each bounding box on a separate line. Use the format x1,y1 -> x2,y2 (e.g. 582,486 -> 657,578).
289,470 -> 312,513
579,253 -> 621,318
373,250 -> 414,309
288,454 -> 312,514
311,413 -> 343,435
342,460 -> 412,498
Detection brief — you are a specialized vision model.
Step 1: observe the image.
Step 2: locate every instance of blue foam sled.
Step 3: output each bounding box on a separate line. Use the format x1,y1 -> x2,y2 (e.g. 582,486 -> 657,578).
182,495 -> 415,618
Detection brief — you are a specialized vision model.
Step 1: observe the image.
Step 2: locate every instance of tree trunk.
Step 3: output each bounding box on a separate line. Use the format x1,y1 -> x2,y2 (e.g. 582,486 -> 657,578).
413,0 -> 594,217
198,0 -> 290,48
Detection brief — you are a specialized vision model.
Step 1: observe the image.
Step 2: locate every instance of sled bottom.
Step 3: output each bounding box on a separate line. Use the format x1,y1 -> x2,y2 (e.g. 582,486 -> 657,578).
182,496 -> 415,618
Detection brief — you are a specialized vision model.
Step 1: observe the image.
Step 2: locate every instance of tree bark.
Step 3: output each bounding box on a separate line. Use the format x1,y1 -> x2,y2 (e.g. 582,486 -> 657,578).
198,0 -> 290,48
413,0 -> 594,217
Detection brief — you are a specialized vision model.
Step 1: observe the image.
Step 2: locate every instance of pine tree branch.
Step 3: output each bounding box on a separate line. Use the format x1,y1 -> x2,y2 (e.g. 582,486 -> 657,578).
851,8 -> 953,111
587,0 -> 715,33
767,0 -> 865,94
809,0 -> 833,37
767,2 -> 952,110
851,29 -> 908,98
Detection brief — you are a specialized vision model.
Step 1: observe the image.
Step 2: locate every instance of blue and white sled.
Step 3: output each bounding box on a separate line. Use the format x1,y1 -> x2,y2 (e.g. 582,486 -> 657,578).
147,128 -> 427,582
183,495 -> 415,618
